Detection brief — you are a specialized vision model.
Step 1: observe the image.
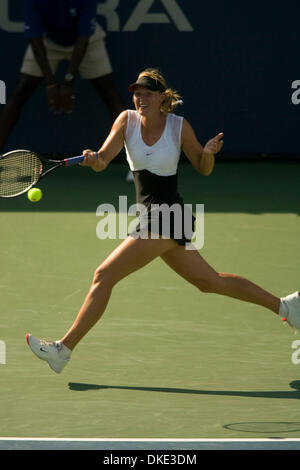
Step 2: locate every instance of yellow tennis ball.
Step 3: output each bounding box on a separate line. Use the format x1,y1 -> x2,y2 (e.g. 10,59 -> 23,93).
27,187 -> 42,202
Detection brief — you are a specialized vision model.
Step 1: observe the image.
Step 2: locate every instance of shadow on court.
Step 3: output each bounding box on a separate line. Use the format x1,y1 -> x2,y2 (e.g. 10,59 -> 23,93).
223,421 -> 300,434
0,162 -> 300,213
68,380 -> 300,400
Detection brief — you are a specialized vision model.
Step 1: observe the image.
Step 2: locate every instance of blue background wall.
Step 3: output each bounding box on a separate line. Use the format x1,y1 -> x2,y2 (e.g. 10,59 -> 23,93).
0,0 -> 299,155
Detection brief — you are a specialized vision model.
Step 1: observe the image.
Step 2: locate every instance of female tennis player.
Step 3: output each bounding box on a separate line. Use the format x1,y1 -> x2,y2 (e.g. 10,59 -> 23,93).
26,68 -> 300,373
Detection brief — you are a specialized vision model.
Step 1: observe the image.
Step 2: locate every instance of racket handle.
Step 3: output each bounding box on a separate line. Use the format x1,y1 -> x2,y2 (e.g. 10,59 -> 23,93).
64,155 -> 84,166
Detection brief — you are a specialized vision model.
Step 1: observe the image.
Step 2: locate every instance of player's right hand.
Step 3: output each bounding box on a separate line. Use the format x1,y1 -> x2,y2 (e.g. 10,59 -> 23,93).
46,84 -> 61,114
60,84 -> 75,114
80,149 -> 98,166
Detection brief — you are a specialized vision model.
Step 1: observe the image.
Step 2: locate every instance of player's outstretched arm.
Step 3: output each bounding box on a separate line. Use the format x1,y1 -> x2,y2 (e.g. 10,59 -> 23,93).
80,111 -> 128,172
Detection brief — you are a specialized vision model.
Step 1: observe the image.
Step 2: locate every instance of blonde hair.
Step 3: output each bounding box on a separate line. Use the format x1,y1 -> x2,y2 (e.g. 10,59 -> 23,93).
138,68 -> 183,113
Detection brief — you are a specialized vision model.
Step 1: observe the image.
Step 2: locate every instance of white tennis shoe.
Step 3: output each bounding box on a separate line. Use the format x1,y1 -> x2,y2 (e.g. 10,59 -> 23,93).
281,292 -> 300,332
25,334 -> 71,373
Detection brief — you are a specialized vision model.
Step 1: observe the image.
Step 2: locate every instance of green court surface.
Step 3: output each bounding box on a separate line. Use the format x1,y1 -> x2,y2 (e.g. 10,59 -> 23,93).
0,161 -> 300,441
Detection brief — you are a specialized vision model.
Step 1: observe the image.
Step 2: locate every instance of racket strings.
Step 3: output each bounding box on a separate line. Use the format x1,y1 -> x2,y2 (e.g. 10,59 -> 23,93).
0,151 -> 42,197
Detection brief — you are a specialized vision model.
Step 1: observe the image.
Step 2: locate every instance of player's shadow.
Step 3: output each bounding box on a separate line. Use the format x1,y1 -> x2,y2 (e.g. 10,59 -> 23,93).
68,380 -> 300,400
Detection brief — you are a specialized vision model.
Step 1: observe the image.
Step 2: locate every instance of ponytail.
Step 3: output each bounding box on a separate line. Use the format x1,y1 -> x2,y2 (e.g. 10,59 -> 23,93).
138,68 -> 183,113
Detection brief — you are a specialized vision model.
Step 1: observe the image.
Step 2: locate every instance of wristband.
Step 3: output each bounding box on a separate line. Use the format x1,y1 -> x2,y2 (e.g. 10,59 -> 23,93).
46,83 -> 57,89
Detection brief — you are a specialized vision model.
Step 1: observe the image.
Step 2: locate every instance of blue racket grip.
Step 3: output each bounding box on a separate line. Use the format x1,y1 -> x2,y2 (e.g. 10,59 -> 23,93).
64,155 -> 84,166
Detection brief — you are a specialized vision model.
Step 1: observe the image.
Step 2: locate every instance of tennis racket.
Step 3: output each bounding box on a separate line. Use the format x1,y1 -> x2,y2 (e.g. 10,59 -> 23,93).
0,149 -> 85,198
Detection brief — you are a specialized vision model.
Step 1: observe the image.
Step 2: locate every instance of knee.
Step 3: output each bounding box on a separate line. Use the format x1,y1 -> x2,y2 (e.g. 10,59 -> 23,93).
10,76 -> 41,106
7,86 -> 29,109
92,265 -> 116,289
196,279 -> 215,293
196,273 -> 224,294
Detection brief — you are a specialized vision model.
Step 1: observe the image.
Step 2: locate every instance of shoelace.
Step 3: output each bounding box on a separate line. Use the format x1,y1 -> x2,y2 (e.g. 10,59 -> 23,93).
40,339 -> 58,348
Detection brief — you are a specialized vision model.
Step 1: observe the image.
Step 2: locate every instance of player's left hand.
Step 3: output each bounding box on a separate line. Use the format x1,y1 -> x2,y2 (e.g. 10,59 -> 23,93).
203,132 -> 224,156
60,84 -> 75,113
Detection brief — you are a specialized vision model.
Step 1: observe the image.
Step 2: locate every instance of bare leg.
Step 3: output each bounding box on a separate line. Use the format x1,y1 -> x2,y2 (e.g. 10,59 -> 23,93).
0,73 -> 42,151
89,73 -> 127,121
60,236 -> 177,350
161,244 -> 280,314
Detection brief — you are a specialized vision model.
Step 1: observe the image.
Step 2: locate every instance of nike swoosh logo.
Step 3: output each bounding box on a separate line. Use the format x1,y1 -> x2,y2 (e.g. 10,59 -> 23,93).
40,347 -> 47,353
146,153 -> 152,156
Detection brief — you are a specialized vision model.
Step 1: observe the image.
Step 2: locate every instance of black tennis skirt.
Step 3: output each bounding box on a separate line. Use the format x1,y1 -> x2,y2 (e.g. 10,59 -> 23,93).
129,169 -> 196,246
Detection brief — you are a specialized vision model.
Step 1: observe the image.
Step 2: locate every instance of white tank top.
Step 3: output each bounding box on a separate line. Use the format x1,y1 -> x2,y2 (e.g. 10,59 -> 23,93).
124,110 -> 183,177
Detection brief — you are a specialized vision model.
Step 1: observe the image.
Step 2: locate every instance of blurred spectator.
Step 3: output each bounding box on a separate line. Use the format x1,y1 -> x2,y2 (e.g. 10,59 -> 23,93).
0,0 -> 126,152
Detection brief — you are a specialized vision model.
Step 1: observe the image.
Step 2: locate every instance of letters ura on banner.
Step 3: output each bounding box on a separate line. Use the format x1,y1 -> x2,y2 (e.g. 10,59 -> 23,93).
0,0 -> 193,33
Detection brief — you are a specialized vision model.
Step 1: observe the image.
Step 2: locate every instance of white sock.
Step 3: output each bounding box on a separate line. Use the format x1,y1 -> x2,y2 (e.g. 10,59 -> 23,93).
56,341 -> 71,358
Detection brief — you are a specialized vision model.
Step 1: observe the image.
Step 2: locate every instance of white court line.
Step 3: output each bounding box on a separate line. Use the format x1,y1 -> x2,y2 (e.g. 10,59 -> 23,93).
1,437 -> 300,441
2,437 -> 300,450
